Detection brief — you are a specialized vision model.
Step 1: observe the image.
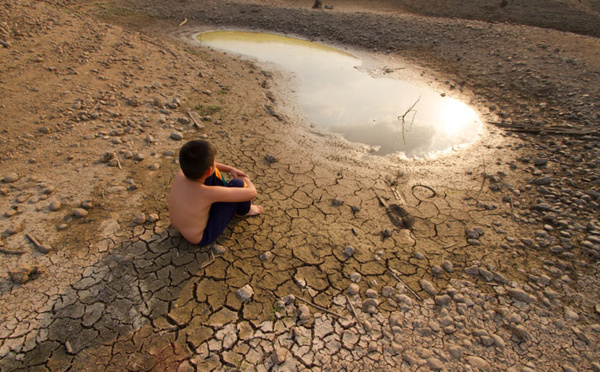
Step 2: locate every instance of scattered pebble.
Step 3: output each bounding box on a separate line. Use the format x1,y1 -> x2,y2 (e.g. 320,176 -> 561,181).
236,284 -> 254,303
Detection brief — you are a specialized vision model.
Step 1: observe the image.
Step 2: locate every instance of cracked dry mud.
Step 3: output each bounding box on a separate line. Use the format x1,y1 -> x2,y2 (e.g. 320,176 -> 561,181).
1,0 -> 600,371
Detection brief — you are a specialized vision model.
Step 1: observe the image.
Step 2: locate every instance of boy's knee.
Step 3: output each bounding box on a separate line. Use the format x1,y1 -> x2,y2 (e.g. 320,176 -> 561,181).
227,178 -> 245,188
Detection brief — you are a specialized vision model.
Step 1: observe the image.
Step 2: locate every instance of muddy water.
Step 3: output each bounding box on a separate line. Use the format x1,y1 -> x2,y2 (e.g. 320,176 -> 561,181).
198,31 -> 482,158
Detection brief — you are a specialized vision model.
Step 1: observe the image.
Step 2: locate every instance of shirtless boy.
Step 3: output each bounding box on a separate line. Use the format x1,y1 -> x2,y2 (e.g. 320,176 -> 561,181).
168,140 -> 263,246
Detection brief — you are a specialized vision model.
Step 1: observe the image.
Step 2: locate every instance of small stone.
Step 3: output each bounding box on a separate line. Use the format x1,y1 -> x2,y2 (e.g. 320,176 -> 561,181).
382,228 -> 393,237
428,358 -> 444,370
434,295 -> 451,306
259,251 -> 273,262
534,176 -> 552,185
362,298 -> 379,313
349,272 -> 361,283
442,260 -> 454,273
431,265 -> 444,276
478,267 -> 494,281
419,279 -> 438,296
564,306 -> 579,321
382,286 -> 395,298
331,197 -> 342,206
3,173 -> 19,183
365,289 -> 378,299
5,221 -> 23,235
48,200 -> 62,211
272,347 -> 288,365
448,345 -> 463,359
80,200 -> 93,209
283,294 -> 295,305
342,245 -> 354,257
507,288 -> 536,303
147,213 -> 159,223
149,163 -> 160,170
170,131 -> 183,140
57,223 -> 68,231
347,283 -> 360,295
72,208 -> 88,218
236,285 -> 254,303
264,154 -> 278,163
133,213 -> 146,224
9,265 -> 39,284
465,356 -> 491,370
297,304 -> 311,320
465,265 -> 479,275
212,244 -> 227,256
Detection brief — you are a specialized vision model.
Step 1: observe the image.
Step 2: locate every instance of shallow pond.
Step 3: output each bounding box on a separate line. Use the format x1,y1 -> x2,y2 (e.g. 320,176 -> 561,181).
198,31 -> 482,158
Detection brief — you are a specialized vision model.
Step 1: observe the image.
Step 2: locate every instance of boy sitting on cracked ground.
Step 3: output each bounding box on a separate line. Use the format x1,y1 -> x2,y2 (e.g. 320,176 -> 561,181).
169,139 -> 263,246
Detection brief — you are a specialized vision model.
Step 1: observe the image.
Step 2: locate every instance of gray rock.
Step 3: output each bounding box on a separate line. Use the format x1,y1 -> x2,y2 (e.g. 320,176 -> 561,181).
342,245 -> 354,257
133,213 -> 146,224
264,154 -> 278,164
479,267 -> 494,281
382,286 -> 395,298
349,272 -> 361,283
507,288 -> 536,303
431,265 -> 444,276
3,173 -> 19,183
170,131 -> 183,140
259,251 -> 273,262
465,265 -> 479,275
72,208 -> 88,218
442,260 -> 454,273
419,279 -> 438,296
465,356 -> 491,371
428,357 -> 444,370
365,289 -> 378,299
236,285 -> 254,302
435,295 -> 451,306
347,283 -> 360,295
534,176 -> 552,185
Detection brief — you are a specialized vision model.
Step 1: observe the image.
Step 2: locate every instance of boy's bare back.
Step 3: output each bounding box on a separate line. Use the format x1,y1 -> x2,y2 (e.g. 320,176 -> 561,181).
169,170 -> 213,244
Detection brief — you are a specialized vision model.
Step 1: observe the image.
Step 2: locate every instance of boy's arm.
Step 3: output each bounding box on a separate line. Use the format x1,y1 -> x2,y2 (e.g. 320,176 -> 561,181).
216,162 -> 248,178
207,177 -> 257,203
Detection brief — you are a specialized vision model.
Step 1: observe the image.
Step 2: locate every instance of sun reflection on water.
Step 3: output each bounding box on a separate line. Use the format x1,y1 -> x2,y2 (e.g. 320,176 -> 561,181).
198,31 -> 482,157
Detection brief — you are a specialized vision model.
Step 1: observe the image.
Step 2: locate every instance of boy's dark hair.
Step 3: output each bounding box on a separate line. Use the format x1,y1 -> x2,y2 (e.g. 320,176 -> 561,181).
179,140 -> 217,180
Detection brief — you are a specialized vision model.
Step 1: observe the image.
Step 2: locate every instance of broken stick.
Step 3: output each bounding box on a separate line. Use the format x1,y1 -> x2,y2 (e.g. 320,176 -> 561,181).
388,268 -> 423,302
296,297 -> 347,320
345,295 -> 367,334
25,233 -> 51,254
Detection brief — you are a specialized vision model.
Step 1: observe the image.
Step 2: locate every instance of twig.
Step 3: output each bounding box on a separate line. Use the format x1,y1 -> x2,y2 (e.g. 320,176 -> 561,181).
345,295 -> 366,333
199,250 -> 215,269
296,297 -> 347,320
113,152 -> 122,170
179,18 -> 188,27
397,96 -> 421,145
443,243 -> 458,250
25,233 -> 51,254
477,154 -> 487,195
388,268 -> 423,302
0,247 -> 24,255
140,36 -> 178,58
390,185 -> 405,205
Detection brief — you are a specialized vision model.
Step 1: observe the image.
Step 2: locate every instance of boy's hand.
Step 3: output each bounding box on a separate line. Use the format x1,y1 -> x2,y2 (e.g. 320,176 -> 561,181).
228,167 -> 248,179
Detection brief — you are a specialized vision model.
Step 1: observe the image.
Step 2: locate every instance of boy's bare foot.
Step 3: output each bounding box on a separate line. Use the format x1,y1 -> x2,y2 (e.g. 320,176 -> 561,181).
238,205 -> 263,217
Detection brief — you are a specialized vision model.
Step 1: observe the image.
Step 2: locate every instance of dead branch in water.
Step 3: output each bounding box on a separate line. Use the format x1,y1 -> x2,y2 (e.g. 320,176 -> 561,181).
398,96 -> 421,145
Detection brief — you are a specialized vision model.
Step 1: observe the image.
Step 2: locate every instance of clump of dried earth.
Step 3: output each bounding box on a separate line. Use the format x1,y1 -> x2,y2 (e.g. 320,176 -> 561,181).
1,0 -> 600,370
